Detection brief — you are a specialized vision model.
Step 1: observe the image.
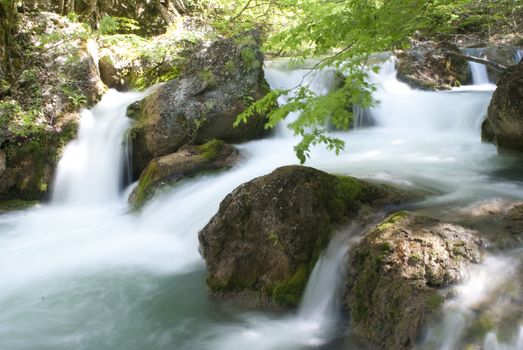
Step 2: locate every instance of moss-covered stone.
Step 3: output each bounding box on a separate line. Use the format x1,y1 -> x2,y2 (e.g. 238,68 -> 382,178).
129,141 -> 238,209
199,165 -> 417,308
272,266 -> 309,307
345,213 -> 483,349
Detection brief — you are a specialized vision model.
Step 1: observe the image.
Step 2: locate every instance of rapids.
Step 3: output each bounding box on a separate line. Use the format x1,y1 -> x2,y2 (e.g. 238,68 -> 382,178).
1,56 -> 522,350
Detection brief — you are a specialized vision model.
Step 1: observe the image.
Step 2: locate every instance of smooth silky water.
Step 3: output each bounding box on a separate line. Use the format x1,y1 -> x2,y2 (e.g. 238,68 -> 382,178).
1,56 -> 522,350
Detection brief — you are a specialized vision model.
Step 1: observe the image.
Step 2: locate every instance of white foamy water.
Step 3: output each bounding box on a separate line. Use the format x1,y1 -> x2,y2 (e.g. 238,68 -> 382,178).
0,56 -> 522,350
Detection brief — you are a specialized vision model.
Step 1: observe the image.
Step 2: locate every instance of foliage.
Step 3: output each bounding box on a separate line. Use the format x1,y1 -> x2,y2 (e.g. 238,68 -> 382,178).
231,0 -> 506,162
60,84 -> 87,108
99,15 -> 140,35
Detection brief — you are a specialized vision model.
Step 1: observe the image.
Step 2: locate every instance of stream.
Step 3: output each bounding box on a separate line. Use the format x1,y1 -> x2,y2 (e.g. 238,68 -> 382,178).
0,56 -> 522,350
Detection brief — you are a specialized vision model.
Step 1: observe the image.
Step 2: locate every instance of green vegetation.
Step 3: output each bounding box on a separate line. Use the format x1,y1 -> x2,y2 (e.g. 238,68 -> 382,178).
133,160 -> 159,209
197,139 -> 225,160
377,211 -> 410,231
272,266 -> 308,306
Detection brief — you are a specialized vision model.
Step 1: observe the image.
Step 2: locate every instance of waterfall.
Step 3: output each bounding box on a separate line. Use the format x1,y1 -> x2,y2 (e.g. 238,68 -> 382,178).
51,89 -> 148,205
469,61 -> 491,85
298,234 -> 349,324
202,233 -> 354,350
1,55 -> 520,350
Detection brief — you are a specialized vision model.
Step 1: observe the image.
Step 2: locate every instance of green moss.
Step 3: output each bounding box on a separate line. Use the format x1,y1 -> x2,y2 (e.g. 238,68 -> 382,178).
0,199 -> 39,212
377,211 -> 410,231
197,139 -> 225,160
134,160 -> 159,208
465,314 -> 495,341
327,175 -> 363,219
268,231 -> 280,246
272,266 -> 308,307
240,47 -> 260,70
199,69 -> 216,86
426,291 -> 444,310
225,60 -> 237,75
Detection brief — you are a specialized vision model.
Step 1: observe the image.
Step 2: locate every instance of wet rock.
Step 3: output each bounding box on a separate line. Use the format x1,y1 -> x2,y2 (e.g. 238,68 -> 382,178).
482,62 -> 523,152
503,204 -> 523,240
198,165 -> 416,307
129,140 -> 238,208
345,212 -> 483,350
396,40 -> 471,90
129,30 -> 272,178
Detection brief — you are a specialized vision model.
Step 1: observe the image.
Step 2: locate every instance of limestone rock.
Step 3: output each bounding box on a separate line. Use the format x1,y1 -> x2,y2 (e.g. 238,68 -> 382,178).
345,212 -> 483,349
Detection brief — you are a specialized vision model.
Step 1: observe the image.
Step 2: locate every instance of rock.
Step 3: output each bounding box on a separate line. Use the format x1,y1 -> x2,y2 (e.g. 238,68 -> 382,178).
129,30 -> 272,178
0,121 -> 77,201
129,140 -> 238,208
503,204 -> 523,240
345,212 -> 483,350
198,165 -> 416,307
481,62 -> 523,152
98,55 -> 125,91
396,40 -> 471,90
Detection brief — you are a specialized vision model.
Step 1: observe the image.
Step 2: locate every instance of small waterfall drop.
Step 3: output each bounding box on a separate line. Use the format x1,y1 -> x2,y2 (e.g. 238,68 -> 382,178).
52,89 -> 149,205
203,233 -> 353,350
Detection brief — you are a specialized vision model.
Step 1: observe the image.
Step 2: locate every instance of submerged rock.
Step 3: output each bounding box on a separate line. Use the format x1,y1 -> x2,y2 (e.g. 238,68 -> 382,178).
482,62 -> 523,152
345,212 -> 483,350
129,140 -> 238,208
129,30 -> 272,178
396,40 -> 471,90
198,165 -> 415,307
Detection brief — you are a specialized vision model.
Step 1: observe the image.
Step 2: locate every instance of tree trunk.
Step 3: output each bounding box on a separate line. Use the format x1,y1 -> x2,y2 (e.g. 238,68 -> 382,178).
446,51 -> 508,72
155,0 -> 177,25
0,0 -> 20,81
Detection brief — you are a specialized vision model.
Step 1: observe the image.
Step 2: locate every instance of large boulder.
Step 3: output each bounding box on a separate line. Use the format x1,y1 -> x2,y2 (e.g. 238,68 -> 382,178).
129,30 -> 272,178
129,140 -> 238,208
396,40 -> 471,90
198,165 -> 415,307
482,62 -> 523,152
345,212 -> 483,350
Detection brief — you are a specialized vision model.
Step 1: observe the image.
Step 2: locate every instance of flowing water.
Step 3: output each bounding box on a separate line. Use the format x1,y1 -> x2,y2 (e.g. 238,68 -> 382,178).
1,56 -> 522,350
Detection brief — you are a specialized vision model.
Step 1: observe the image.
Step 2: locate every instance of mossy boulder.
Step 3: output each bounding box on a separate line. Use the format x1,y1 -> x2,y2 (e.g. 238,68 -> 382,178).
129,30 -> 272,178
0,120 -> 78,201
345,212 -> 483,349
198,165 -> 415,307
481,61 -> 523,152
0,199 -> 39,214
129,140 -> 238,208
396,40 -> 471,90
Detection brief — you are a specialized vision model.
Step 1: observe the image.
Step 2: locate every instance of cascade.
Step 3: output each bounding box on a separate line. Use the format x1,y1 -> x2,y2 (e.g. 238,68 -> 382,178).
1,56 -> 521,350
52,89 -> 150,205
